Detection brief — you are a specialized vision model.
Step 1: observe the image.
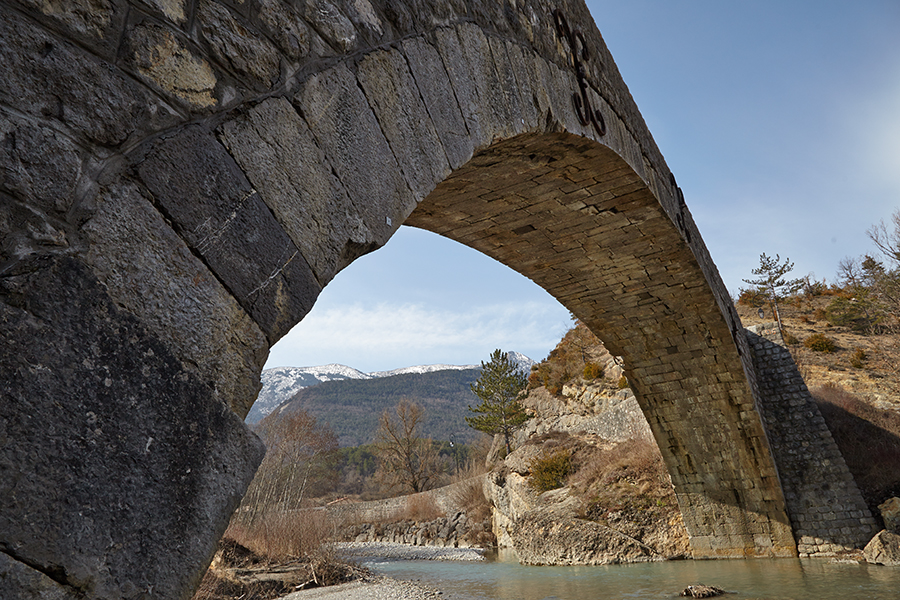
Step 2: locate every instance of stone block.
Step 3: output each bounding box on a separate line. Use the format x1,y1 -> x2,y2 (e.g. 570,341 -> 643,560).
13,0 -> 129,60
294,63 -> 413,238
197,0 -> 281,88
123,21 -> 219,110
0,553 -> 79,600
0,111 -> 84,215
135,125 -> 321,344
401,36 -> 474,169
357,47 -> 450,201
218,97 -> 368,284
0,255 -> 264,600
0,7 -> 178,145
82,179 -> 269,417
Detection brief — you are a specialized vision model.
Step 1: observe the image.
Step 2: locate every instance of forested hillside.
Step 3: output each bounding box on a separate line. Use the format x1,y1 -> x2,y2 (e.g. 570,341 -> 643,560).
273,368 -> 483,446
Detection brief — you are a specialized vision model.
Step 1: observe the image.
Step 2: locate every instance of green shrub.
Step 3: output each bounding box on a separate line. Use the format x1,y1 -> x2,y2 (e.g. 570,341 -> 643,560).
617,375 -> 629,389
583,362 -> 604,380
529,450 -> 572,492
783,331 -> 799,345
803,333 -> 837,353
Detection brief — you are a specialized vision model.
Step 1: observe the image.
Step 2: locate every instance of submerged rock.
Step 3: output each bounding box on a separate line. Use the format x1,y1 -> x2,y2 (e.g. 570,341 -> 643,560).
681,584 -> 725,598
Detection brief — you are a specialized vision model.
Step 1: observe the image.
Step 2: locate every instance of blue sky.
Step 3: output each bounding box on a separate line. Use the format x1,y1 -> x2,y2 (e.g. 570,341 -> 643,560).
265,1 -> 900,373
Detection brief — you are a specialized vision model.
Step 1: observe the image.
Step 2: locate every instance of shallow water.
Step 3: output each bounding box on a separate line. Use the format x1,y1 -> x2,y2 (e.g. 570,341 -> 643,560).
360,549 -> 900,600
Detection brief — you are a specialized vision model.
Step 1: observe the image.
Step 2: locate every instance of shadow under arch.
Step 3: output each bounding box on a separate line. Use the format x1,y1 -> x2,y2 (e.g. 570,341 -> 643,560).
404,131 -> 796,558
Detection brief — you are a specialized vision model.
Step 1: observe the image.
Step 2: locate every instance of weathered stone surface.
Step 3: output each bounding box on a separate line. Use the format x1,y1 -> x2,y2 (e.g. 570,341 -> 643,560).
143,0 -> 188,24
197,0 -> 281,88
134,124 -> 321,343
124,21 -> 219,109
357,47 -> 450,201
301,0 -> 357,52
879,497 -> 900,534
864,530 -> 900,566
218,97 -> 369,284
401,36 -> 474,169
0,111 -> 84,215
0,7 -> 177,145
0,255 -> 264,599
256,0 -> 310,60
13,0 -> 127,59
294,63 -> 413,239
82,178 -> 268,418
0,553 -> 79,600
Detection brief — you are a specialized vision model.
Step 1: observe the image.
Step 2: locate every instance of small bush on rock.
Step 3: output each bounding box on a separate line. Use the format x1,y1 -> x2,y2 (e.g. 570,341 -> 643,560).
583,362 -> 604,380
529,450 -> 572,492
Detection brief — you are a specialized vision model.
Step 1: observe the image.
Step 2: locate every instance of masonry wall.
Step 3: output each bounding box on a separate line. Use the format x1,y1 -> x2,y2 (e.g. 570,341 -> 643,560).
746,324 -> 879,555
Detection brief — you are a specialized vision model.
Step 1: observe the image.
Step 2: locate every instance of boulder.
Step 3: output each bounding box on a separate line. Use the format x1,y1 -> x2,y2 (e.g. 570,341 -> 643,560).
864,530 -> 900,566
878,497 -> 900,534
681,585 -> 725,598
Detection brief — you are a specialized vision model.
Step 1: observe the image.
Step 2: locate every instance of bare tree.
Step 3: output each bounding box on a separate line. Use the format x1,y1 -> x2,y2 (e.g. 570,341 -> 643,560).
238,409 -> 338,526
374,399 -> 443,494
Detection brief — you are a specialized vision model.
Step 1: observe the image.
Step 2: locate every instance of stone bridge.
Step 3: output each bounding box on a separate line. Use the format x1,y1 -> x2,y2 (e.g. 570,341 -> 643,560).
0,0 -> 877,598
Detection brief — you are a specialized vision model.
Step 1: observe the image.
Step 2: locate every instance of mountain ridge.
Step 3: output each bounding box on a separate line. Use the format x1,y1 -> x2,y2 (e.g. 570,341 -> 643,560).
249,352 -> 535,425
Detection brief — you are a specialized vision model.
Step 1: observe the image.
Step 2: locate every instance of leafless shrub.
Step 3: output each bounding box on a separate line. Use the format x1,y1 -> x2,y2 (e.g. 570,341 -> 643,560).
224,508 -> 339,561
449,477 -> 491,522
399,493 -> 445,522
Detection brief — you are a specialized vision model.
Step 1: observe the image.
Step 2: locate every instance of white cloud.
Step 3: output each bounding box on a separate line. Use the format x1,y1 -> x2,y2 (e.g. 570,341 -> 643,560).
265,301 -> 571,372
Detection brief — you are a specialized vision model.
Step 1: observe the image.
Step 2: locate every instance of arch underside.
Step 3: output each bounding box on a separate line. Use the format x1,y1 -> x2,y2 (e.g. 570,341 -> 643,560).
406,132 -> 795,557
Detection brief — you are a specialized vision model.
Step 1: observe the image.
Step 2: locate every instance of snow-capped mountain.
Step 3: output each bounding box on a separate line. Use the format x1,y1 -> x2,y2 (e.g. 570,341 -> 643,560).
506,351 -> 536,374
367,363 -> 478,378
247,354 -> 533,424
249,365 -> 370,423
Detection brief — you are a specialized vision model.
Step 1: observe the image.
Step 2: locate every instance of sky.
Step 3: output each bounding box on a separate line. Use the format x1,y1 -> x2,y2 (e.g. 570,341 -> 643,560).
265,1 -> 900,373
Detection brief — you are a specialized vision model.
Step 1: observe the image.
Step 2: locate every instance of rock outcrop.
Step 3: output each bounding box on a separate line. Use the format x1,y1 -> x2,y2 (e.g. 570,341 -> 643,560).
864,530 -> 900,566
879,497 -> 900,534
485,378 -> 689,565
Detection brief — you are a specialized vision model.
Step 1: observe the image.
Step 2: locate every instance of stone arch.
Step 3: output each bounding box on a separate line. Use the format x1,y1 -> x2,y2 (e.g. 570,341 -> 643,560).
2,1 -> 873,598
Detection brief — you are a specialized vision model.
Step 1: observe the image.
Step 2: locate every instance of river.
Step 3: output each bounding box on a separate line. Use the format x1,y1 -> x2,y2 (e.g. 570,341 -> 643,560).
359,549 -> 900,599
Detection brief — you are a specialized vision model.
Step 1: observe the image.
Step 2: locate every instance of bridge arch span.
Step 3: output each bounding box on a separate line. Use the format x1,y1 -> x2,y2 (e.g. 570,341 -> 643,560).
3,1 -> 864,597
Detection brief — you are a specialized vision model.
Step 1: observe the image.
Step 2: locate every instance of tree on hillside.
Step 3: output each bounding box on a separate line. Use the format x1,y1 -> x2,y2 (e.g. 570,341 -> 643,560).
742,253 -> 804,335
374,399 -> 443,494
466,349 -> 530,455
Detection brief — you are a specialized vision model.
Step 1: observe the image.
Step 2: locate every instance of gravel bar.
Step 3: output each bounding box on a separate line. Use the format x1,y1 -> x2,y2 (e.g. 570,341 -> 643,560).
279,575 -> 444,600
334,541 -> 486,561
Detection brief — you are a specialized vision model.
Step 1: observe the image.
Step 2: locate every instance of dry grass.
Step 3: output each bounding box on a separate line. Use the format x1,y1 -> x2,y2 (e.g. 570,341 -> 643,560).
225,509 -> 338,562
398,493 -> 445,522
449,477 -> 491,522
811,383 -> 900,519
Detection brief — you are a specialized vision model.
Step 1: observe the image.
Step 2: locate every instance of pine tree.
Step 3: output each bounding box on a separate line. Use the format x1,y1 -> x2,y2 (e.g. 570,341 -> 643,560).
742,253 -> 803,335
466,349 -> 529,455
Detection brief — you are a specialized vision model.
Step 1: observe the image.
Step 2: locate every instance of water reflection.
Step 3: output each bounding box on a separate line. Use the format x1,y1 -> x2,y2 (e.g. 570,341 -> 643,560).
360,549 -> 900,600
